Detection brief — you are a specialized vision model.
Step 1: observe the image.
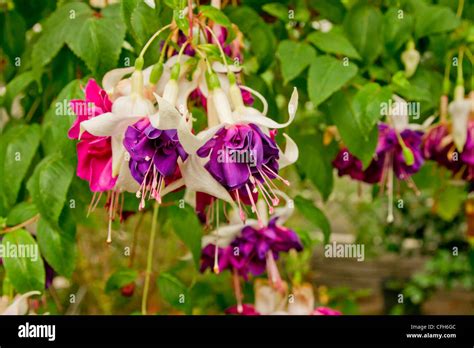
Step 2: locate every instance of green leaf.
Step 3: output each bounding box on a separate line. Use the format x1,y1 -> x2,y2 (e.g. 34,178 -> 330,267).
0,124 -> 41,209
383,8 -> 414,54
390,71 -> 432,102
296,133 -> 334,200
2,71 -> 36,113
130,0 -> 162,45
414,5 -> 460,38
65,4 -> 126,75
200,5 -> 232,27
37,215 -> 77,278
307,29 -> 360,59
294,196 -> 331,244
307,55 -> 357,107
157,272 -> 190,312
352,83 -> 392,138
308,0 -> 345,24
0,10 -> 26,60
262,3 -> 289,21
27,153 -> 74,227
6,202 -> 38,227
167,204 -> 203,269
226,6 -> 276,72
42,79 -> 84,159
343,4 -> 383,64
2,229 -> 45,293
328,91 -> 378,168
105,268 -> 138,293
32,2 -> 91,69
436,186 -> 467,222
277,40 -> 316,84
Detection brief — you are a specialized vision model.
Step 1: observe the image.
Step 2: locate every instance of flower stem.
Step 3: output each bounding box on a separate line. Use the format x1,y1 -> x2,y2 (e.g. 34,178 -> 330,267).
141,201 -> 160,315
205,25 -> 229,71
139,24 -> 173,61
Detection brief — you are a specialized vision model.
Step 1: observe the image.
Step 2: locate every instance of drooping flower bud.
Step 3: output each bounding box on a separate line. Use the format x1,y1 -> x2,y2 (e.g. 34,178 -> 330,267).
401,41 -> 420,78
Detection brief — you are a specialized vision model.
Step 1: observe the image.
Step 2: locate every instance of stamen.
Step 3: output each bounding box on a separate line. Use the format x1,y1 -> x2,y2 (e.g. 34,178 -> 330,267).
387,156 -> 394,224
213,200 -> 220,274
262,164 -> 290,186
245,184 -> 263,227
234,189 -> 246,221
232,268 -> 243,314
258,169 -> 280,205
266,251 -> 282,290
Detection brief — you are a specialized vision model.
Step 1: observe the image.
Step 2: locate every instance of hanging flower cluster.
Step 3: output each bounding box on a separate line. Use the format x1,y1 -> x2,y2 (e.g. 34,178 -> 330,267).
67,2 -> 304,315
333,95 -> 428,222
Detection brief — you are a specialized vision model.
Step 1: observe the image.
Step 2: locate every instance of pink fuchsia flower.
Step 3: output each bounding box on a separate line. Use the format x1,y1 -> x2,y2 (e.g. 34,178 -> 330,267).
225,304 -> 260,315
68,79 -> 117,192
313,307 -> 342,315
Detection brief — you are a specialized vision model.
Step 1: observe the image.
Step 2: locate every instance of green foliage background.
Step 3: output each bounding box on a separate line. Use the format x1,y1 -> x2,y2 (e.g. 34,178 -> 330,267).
0,0 -> 473,314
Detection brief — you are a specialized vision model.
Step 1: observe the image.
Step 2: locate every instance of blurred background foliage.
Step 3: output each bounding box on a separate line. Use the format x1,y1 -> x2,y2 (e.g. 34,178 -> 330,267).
0,0 -> 473,314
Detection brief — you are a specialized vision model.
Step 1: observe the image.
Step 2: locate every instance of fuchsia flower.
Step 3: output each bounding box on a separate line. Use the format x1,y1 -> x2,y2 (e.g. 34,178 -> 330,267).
423,121 -> 474,182
68,80 -> 117,192
333,123 -> 424,184
123,116 -> 187,208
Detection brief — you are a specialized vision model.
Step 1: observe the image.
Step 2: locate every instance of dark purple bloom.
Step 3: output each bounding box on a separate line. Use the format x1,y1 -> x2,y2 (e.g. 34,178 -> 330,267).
423,122 -> 474,182
333,123 -> 424,183
200,217 -> 303,279
123,118 -> 187,206
197,124 -> 280,204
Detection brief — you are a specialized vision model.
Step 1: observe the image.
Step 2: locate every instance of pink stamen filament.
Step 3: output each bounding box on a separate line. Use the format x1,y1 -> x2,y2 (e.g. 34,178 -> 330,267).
232,268 -> 243,314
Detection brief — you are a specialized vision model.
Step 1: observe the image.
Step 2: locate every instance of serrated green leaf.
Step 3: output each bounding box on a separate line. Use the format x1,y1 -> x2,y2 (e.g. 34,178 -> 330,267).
130,0 -> 162,45
3,71 -> 36,113
27,153 -> 74,227
37,214 -> 77,278
277,40 -> 316,84
352,83 -> 392,138
167,204 -> 203,269
105,268 -> 138,293
2,229 -> 45,293
307,55 -> 357,107
307,29 -> 360,59
294,196 -> 331,244
328,91 -> 378,168
0,124 -> 41,209
65,4 -> 126,75
31,2 -> 92,69
343,4 -> 383,64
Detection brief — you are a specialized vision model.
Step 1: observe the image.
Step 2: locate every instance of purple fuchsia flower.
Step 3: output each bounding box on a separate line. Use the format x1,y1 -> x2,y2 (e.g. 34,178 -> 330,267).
123,105 -> 188,209
178,85 -> 299,226
423,121 -> 474,182
333,96 -> 427,222
200,193 -> 302,312
333,123 -> 424,184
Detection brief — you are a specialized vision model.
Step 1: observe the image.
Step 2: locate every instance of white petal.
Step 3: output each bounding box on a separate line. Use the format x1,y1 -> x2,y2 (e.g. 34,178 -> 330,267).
213,88 -> 234,124
278,133 -> 299,169
161,178 -> 185,197
80,112 -> 135,138
179,155 -> 235,205
449,99 -> 470,150
254,279 -> 288,315
114,156 -> 139,192
240,85 -> 269,116
112,95 -> 155,117
111,137 -> 126,178
102,67 -> 134,94
240,88 -> 298,129
178,120 -> 223,155
2,291 -> 41,315
150,94 -> 184,129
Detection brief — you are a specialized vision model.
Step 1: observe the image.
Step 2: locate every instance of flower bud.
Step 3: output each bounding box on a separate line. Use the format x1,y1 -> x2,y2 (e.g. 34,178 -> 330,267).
401,41 -> 420,78
149,61 -> 164,85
